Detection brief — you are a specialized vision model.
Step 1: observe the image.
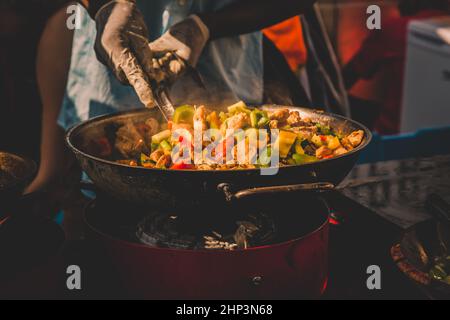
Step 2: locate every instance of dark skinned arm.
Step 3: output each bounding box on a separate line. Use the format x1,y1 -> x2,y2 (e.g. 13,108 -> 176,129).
343,61 -> 361,90
200,0 -> 317,39
78,0 -> 317,37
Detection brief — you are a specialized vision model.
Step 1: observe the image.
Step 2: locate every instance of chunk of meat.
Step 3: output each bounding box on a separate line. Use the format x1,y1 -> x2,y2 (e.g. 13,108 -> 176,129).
115,120 -> 149,158
340,137 -> 353,151
316,146 -> 333,159
227,113 -> 249,131
150,149 -> 165,162
293,126 -> 318,141
269,120 -> 279,129
286,111 -> 304,126
347,130 -> 364,148
155,154 -> 172,168
269,109 -> 290,123
193,105 -> 208,131
304,144 -> 317,156
334,147 -> 348,156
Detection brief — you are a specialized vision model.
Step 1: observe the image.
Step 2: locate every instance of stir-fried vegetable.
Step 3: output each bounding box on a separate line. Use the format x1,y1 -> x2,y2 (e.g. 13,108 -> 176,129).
173,105 -> 195,126
114,102 -> 366,170
151,130 -> 171,144
276,131 -> 298,158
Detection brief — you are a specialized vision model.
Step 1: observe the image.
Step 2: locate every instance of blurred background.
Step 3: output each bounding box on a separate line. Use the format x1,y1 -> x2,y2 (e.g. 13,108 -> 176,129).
320,0 -> 399,103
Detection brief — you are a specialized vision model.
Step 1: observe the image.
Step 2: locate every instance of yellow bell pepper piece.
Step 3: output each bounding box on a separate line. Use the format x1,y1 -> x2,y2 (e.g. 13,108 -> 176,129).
295,139 -> 305,155
276,130 -> 298,158
327,136 -> 341,150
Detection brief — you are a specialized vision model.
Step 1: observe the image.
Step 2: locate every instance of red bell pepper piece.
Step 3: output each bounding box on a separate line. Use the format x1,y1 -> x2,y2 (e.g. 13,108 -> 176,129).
170,163 -> 194,170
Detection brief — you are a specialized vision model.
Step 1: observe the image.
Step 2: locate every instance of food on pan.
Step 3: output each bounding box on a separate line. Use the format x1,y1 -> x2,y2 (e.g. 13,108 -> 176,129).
112,102 -> 365,170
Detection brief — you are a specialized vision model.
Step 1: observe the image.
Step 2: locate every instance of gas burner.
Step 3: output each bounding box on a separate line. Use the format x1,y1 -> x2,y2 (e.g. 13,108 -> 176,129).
135,211 -> 277,250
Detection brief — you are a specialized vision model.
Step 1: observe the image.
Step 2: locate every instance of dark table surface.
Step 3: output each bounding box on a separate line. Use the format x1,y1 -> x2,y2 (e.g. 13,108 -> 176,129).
341,155 -> 450,229
323,154 -> 450,299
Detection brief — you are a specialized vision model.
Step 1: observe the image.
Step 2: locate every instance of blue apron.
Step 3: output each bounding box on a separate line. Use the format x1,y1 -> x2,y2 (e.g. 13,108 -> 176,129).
59,0 -> 263,129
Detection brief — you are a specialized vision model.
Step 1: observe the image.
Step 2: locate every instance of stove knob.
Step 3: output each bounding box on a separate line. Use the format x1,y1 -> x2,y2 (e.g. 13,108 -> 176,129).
252,276 -> 264,286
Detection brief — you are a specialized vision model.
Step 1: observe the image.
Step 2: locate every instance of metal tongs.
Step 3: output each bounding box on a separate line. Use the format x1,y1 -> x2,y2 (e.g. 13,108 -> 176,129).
128,32 -> 206,122
150,80 -> 175,122
149,54 -> 206,122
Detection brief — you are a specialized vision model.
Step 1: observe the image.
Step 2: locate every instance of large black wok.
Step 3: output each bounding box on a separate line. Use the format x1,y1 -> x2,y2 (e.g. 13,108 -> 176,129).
66,105 -> 372,209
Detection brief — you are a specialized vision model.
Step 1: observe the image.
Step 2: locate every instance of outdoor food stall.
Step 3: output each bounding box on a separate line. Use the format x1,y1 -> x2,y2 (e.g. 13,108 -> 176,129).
1,0 -> 449,302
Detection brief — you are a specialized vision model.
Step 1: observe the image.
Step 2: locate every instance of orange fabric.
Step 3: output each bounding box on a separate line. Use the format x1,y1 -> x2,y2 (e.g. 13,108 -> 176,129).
263,17 -> 307,71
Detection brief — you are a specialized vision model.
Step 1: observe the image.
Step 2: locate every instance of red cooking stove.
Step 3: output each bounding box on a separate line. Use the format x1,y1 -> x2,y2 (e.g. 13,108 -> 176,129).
81,190 -> 330,300
54,190 -> 426,300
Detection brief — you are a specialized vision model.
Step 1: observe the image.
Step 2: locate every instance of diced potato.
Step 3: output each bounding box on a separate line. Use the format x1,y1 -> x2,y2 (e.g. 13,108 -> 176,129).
327,136 -> 341,150
276,130 -> 298,158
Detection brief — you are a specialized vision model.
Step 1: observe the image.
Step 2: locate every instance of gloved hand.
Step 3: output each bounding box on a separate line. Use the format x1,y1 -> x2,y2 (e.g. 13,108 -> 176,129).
94,0 -> 155,107
149,15 -> 210,82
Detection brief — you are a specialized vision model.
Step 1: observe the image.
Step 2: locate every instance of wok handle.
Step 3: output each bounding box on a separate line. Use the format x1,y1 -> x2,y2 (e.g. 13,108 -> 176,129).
217,182 -> 335,202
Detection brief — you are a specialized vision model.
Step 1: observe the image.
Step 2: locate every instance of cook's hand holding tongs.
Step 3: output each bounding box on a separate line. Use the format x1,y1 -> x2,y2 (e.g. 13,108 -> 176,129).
130,32 -> 206,122
149,53 -> 207,122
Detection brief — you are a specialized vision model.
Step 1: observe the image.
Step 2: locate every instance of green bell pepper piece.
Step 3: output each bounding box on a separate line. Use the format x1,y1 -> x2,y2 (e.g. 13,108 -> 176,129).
160,140 -> 172,153
173,105 -> 195,125
292,153 -> 318,165
151,130 -> 171,144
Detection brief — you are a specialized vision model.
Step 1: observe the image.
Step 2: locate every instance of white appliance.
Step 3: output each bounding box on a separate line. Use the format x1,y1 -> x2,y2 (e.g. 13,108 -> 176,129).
401,17 -> 450,133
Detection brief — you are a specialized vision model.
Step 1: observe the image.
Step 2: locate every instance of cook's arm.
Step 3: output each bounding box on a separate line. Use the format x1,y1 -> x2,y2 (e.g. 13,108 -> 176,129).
200,0 -> 317,40
76,0 -> 155,107
27,5 -> 74,193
